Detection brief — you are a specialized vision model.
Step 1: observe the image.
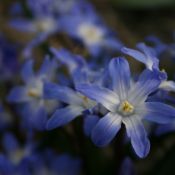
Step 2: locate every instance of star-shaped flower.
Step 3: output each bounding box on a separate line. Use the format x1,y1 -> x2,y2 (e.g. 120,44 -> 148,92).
77,57 -> 175,158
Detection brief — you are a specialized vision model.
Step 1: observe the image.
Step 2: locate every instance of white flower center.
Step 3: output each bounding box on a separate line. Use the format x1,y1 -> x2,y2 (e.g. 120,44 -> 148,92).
28,88 -> 41,98
78,23 -> 104,45
118,100 -> 134,116
27,79 -> 43,98
78,94 -> 96,109
35,18 -> 56,32
10,149 -> 25,165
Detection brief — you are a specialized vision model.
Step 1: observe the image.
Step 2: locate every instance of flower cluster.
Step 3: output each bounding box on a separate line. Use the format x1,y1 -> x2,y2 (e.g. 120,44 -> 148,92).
1,0 -> 175,174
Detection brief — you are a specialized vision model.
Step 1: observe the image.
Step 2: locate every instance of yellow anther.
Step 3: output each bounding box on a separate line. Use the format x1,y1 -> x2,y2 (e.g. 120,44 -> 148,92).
82,96 -> 88,103
28,89 -> 40,98
120,101 -> 134,114
161,69 -> 166,73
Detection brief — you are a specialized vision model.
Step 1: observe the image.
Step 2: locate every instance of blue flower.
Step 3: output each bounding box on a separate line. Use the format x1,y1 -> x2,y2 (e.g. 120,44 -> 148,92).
49,153 -> 81,175
10,17 -> 59,58
7,57 -> 58,130
1,132 -> 37,175
119,157 -> 136,175
44,82 -> 96,130
50,47 -> 104,87
60,10 -> 122,57
46,49 -> 105,132
10,0 -> 60,58
0,34 -> 19,81
27,149 -> 82,175
0,154 -> 14,175
77,57 -> 175,158
145,35 -> 168,56
27,0 -> 95,17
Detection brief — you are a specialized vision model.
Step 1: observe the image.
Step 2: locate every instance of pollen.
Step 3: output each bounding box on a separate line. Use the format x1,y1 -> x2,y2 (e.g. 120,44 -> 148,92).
28,89 -> 40,98
119,100 -> 134,115
161,69 -> 166,72
82,96 -> 88,103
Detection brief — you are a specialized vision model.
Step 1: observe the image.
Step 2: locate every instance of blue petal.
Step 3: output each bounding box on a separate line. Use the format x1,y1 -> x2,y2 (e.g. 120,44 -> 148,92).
19,101 -> 47,130
37,56 -> 58,80
83,115 -> 99,136
123,116 -> 150,158
103,37 -> 123,51
159,80 -> 175,92
9,19 -> 36,32
44,82 -> 83,105
128,69 -> 161,105
121,47 -> 146,64
31,106 -> 47,131
122,43 -> 159,70
77,84 -> 120,112
119,157 -> 135,175
155,123 -> 175,136
145,35 -> 167,55
50,48 -> 86,72
46,105 -> 84,130
2,133 -> 19,152
52,154 -> 81,175
72,68 -> 88,87
91,112 -> 122,146
7,86 -> 30,103
109,57 -> 131,100
136,42 -> 159,69
136,43 -> 156,58
21,59 -> 34,83
37,56 -> 51,76
87,44 -> 101,57
23,33 -> 50,58
145,102 -> 175,124
0,154 -> 13,174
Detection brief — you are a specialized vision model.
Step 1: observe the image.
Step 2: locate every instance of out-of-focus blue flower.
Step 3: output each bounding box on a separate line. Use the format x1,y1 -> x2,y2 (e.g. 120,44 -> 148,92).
28,0 -> 92,16
0,34 -> 20,81
0,103 -> 13,130
145,35 -> 168,56
10,17 -> 60,58
46,48 -> 102,133
7,57 -> 58,130
25,149 -> 82,175
0,132 -> 37,175
155,122 -> 175,136
50,48 -> 104,87
119,157 -> 136,175
0,154 -> 14,175
60,10 -> 122,57
146,35 -> 175,61
0,133 -> 82,175
10,0 -> 61,58
50,47 -> 86,75
50,154 -> 81,175
52,48 -> 105,135
44,81 -> 97,130
10,2 -> 23,15
77,57 -> 175,158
